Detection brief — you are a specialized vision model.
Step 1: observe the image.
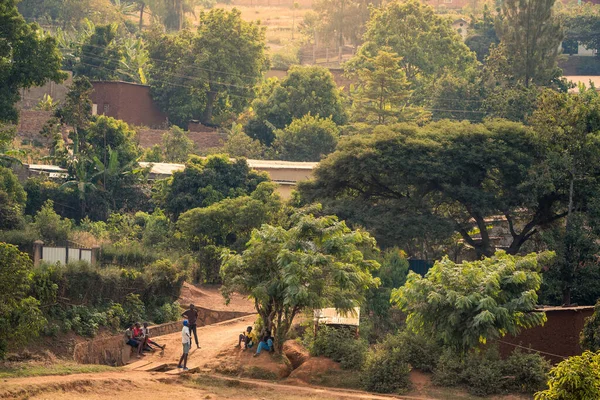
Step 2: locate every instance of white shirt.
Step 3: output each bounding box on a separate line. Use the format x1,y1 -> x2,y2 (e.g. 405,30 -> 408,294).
182,326 -> 191,344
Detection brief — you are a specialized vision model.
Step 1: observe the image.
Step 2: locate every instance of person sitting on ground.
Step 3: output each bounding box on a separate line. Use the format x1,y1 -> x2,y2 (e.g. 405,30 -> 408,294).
124,324 -> 139,349
178,319 -> 191,371
133,322 -> 147,358
142,322 -> 166,351
237,326 -> 257,350
181,304 -> 200,349
253,330 -> 274,357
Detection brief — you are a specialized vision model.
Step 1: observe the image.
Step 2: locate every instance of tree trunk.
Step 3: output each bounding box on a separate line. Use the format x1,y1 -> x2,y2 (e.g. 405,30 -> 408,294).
139,2 -> 145,30
562,174 -> 576,306
201,90 -> 218,124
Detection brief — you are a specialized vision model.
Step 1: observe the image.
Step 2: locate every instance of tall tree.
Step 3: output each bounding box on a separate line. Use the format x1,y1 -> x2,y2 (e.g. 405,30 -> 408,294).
0,0 -> 66,123
349,0 -> 476,89
351,49 -> 413,125
74,24 -> 123,81
273,114 -> 339,162
495,0 -> 563,87
146,9 -> 268,126
244,66 -> 347,145
57,77 -> 94,155
221,210 -> 379,353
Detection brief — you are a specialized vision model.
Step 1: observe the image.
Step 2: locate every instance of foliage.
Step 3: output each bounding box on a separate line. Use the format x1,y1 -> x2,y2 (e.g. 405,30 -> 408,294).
162,155 -> 269,218
580,299 -> 600,352
350,49 -> 413,125
271,46 -> 299,70
245,67 -> 347,146
57,77 -> 94,155
0,167 -> 27,230
299,120 -> 573,258
162,126 -> 195,163
350,0 -> 476,90
273,114 -> 339,162
146,8 -> 269,126
222,123 -> 266,159
32,200 -> 73,245
0,0 -> 66,123
308,325 -> 368,370
392,252 -> 549,354
361,334 -> 412,394
221,208 -> 380,353
535,351 -> 600,400
465,5 -> 499,62
563,4 -> 600,54
74,24 -> 123,80
0,243 -> 45,358
494,0 -> 563,88
310,0 -> 370,48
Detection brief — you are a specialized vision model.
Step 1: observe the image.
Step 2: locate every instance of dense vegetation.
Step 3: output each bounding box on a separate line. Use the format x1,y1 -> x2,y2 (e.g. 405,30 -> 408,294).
3,0 -> 600,397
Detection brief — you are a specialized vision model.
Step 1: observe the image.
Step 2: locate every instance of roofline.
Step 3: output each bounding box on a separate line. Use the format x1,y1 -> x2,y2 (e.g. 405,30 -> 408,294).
90,80 -> 151,88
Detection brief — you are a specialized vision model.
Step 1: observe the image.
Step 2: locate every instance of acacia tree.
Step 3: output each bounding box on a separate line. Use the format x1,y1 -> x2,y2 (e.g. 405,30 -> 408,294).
299,120 -> 576,258
221,210 -> 380,353
0,0 -> 66,123
392,251 -> 549,354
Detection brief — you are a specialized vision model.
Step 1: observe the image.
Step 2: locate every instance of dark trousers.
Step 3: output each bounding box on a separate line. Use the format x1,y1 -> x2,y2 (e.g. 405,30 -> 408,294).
189,324 -> 199,347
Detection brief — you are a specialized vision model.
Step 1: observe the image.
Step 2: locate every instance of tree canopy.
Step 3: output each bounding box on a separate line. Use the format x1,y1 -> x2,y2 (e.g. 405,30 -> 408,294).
244,66 -> 347,145
221,208 -> 380,353
0,0 -> 66,123
392,251 -> 549,354
274,114 -> 340,162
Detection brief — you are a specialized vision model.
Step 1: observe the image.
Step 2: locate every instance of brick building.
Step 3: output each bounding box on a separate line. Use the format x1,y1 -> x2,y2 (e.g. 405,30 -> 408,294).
90,81 -> 168,128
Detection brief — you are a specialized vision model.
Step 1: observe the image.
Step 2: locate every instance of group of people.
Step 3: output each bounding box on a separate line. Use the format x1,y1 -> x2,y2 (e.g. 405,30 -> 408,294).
124,322 -> 166,358
126,303 -> 274,370
237,325 -> 274,357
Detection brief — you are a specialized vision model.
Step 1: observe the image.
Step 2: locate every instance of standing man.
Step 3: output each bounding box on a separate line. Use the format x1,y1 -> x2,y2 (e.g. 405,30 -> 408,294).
178,320 -> 191,371
182,304 -> 200,349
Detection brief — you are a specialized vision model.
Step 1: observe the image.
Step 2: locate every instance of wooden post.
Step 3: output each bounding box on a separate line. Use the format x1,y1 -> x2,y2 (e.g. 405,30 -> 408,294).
91,245 -> 100,266
33,240 -> 44,267
326,48 -> 329,63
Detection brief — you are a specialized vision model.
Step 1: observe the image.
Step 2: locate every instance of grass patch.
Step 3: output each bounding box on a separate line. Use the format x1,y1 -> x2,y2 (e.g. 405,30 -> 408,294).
243,366 -> 278,381
0,361 -> 116,379
306,370 -> 362,390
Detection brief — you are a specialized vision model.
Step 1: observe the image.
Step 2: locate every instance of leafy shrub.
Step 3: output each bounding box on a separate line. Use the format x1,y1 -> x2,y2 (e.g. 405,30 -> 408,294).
123,293 -> 146,325
150,302 -> 181,325
461,348 -> 505,396
581,298 -> 600,351
361,334 -> 411,394
535,351 -> 600,400
0,228 -> 38,254
395,330 -> 440,372
271,46 -> 300,70
143,259 -> 186,305
99,242 -> 160,269
33,200 -> 72,245
310,326 -> 368,370
503,350 -> 550,394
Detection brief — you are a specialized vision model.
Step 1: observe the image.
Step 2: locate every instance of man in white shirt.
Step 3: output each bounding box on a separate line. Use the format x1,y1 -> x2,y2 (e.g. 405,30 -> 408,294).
178,320 -> 191,371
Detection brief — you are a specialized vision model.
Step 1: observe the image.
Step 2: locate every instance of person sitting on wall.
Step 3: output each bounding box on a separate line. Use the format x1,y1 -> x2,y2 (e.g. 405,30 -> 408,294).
124,324 -> 140,349
133,322 -> 147,358
237,326 -> 257,350
142,322 -> 166,352
253,330 -> 274,357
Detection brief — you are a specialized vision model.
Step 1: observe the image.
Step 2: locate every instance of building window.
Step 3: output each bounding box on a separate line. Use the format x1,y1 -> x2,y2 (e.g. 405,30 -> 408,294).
92,104 -> 98,116
103,103 -> 110,114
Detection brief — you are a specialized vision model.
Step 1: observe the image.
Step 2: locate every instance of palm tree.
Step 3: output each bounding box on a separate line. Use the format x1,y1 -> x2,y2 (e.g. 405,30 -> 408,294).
60,158 -> 100,219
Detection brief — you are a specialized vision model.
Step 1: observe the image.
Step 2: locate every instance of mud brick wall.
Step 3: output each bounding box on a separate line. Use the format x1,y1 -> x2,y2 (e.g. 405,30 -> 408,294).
498,307 -> 594,364
16,110 -> 55,144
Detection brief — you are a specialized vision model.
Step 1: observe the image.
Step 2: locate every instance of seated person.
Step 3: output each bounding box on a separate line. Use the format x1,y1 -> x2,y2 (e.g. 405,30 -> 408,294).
253,331 -> 274,357
237,326 -> 257,350
124,324 -> 139,348
133,322 -> 147,358
143,322 -> 166,351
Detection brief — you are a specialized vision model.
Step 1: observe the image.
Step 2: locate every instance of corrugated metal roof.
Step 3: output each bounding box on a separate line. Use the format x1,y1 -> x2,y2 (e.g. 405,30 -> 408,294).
27,164 -> 68,172
138,162 -> 185,175
246,159 -> 318,170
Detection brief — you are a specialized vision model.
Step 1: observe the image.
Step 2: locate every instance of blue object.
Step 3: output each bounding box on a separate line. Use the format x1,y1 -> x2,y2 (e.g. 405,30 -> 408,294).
183,320 -> 189,326
256,338 -> 273,355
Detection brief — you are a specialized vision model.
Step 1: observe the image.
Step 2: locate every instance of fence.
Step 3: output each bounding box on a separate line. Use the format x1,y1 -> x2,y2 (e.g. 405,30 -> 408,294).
33,240 -> 99,266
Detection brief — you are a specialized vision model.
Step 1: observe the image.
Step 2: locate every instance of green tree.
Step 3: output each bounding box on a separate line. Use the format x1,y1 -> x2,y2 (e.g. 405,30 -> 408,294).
563,4 -> 600,55
299,120 -> 574,258
146,8 -> 268,126
245,66 -> 347,145
351,49 -> 412,125
0,167 -> 26,230
0,0 -> 66,123
0,243 -> 45,358
581,299 -> 600,352
162,155 -> 269,218
465,5 -> 499,62
57,77 -> 94,155
311,0 -> 370,48
33,200 -> 73,244
494,0 -> 563,87
222,123 -> 266,159
392,251 -> 549,354
162,126 -> 195,162
221,209 -> 380,353
350,0 -> 476,89
534,351 -> 600,400
530,88 -> 600,305
274,114 -> 339,162
74,24 -> 123,80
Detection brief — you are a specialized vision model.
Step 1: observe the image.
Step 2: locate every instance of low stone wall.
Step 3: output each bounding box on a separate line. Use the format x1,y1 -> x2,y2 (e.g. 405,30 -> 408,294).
73,307 -> 253,366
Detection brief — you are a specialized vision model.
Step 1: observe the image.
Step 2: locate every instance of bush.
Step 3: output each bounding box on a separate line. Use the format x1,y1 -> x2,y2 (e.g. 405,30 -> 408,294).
503,350 -> 550,394
396,330 -> 440,372
309,326 -> 368,370
0,228 -> 38,254
271,46 -> 300,70
123,293 -> 146,325
99,242 -> 160,269
535,351 -> 600,400
581,298 -> 600,351
150,302 -> 181,325
33,200 -> 72,245
361,334 -> 411,394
